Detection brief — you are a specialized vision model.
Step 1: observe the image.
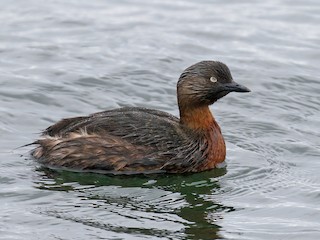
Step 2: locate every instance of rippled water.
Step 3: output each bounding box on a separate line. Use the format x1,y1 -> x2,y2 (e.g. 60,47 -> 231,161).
1,0 -> 320,239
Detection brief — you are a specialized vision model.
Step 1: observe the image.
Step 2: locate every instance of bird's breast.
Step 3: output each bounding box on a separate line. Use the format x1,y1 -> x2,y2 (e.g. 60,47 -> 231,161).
198,122 -> 226,171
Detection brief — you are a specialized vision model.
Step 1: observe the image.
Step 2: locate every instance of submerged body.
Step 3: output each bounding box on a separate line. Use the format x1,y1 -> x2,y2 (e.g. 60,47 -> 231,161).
32,61 -> 250,174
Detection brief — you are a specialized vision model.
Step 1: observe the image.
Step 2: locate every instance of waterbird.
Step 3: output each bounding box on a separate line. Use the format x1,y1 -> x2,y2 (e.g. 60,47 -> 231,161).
31,61 -> 250,174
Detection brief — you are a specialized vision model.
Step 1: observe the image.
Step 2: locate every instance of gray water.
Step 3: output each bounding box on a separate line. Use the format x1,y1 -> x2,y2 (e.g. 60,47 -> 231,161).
1,0 -> 320,239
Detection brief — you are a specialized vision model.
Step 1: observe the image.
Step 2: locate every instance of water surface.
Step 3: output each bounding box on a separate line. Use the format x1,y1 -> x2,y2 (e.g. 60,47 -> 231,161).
1,0 -> 320,239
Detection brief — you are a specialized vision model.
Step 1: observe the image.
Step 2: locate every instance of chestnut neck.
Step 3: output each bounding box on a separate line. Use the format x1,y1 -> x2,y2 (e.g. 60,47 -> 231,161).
179,104 -> 216,131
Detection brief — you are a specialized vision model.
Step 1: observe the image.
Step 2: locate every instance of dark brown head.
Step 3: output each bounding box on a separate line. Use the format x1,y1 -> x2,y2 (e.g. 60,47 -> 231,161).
177,61 -> 250,108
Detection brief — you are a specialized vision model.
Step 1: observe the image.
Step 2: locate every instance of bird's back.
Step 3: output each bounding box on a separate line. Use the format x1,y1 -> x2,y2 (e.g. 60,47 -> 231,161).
33,107 -> 194,173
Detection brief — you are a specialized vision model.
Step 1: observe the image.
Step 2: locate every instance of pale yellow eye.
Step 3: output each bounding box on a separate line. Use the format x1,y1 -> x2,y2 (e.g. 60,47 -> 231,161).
210,76 -> 217,83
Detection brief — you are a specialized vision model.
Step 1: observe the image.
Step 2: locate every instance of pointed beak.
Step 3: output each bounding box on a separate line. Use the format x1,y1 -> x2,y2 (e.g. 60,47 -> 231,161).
223,81 -> 251,93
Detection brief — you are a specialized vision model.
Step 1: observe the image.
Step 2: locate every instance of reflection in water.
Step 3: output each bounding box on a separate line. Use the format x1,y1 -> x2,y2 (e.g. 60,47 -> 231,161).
34,167 -> 232,239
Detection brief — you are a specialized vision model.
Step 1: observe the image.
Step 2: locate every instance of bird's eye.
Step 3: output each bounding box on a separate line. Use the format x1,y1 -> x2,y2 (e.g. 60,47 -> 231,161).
210,76 -> 217,83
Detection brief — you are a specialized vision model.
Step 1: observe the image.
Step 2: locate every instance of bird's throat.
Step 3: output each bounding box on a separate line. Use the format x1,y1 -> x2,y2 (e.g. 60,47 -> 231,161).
179,105 -> 216,130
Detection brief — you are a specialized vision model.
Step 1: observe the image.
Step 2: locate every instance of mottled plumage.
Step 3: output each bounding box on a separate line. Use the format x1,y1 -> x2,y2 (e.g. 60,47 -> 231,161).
31,61 -> 250,174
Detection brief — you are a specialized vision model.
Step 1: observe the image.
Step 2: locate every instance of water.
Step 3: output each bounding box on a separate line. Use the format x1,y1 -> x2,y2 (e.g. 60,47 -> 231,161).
1,0 -> 319,239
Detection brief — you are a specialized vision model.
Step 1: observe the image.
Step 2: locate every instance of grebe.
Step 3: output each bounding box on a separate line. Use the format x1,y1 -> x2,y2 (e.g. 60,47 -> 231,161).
32,61 -> 250,174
